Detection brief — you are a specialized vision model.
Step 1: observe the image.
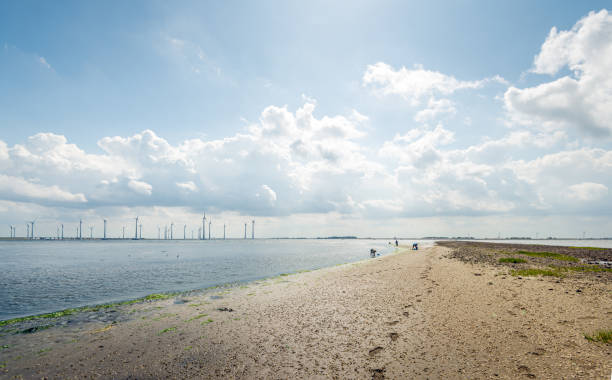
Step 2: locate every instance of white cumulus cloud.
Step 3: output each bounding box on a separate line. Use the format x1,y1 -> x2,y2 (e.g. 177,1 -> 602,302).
567,182 -> 608,201
0,174 -> 87,203
363,62 -> 507,106
505,9 -> 612,136
128,179 -> 153,195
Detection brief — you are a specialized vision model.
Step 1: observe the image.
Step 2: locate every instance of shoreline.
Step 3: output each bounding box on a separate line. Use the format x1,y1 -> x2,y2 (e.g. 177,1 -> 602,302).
0,246 -> 403,328
1,243 -> 609,378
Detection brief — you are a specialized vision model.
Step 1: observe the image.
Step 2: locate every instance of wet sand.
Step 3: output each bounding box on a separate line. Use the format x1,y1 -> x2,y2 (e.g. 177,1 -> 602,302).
0,244 -> 610,379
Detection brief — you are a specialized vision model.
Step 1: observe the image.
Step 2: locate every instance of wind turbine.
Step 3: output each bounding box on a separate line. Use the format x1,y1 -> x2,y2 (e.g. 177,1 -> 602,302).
183,224 -> 186,240
26,223 -> 30,239
223,223 -> 226,240
122,225 -> 126,239
244,222 -> 247,239
28,219 -> 36,240
158,225 -> 161,240
79,219 -> 83,240
89,226 -> 94,239
134,217 -> 139,240
103,219 -> 107,240
202,213 -> 206,240
139,223 -> 142,239
252,219 -> 255,239
61,224 -> 64,240
170,222 -> 174,240
208,218 -> 212,240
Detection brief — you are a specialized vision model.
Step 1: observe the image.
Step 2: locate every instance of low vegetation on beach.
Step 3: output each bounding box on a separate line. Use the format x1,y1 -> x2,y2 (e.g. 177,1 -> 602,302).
158,326 -> 177,335
510,268 -> 564,277
552,265 -> 612,273
438,241 -> 612,280
498,257 -> 527,264
516,250 -> 578,262
584,329 -> 612,344
186,314 -> 208,322
0,293 -> 177,328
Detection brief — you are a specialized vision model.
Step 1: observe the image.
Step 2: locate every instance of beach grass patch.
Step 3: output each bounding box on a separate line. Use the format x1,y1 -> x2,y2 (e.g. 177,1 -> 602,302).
510,268 -> 564,277
516,250 -> 578,262
499,257 -> 527,264
188,302 -> 210,307
0,292 -> 178,328
186,314 -> 208,322
158,326 -> 177,335
152,313 -> 176,321
0,362 -> 5,368
201,318 -> 213,325
90,324 -> 115,334
247,293 -> 255,296
37,347 -> 52,355
584,329 -> 612,344
184,346 -> 192,351
279,273 -> 290,277
553,265 -> 612,273
142,293 -> 174,301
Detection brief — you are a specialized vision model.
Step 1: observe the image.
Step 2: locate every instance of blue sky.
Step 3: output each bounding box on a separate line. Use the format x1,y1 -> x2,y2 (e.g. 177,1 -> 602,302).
1,1 -> 611,238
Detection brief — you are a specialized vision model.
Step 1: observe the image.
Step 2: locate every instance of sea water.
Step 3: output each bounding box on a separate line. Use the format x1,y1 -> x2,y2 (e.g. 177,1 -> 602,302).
0,239 -> 431,321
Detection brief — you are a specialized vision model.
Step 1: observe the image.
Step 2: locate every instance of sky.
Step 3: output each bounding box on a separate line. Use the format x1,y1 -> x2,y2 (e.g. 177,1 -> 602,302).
1,1 -> 611,238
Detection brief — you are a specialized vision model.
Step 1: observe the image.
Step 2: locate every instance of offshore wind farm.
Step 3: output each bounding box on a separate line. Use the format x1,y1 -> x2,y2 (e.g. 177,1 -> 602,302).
2,213 -> 259,241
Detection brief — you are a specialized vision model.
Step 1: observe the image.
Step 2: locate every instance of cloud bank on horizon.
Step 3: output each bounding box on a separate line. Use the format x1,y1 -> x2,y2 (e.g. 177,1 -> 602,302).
1,8 -> 611,237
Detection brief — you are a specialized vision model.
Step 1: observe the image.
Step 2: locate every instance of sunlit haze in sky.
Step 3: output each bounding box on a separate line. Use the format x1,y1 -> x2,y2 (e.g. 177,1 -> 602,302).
1,1 -> 612,238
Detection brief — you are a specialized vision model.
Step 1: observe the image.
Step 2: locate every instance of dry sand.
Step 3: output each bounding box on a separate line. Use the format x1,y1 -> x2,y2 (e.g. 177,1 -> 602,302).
0,244 -> 610,379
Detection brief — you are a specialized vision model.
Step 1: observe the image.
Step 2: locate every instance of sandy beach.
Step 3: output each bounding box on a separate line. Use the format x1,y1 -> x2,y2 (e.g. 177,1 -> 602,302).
1,243 -> 610,379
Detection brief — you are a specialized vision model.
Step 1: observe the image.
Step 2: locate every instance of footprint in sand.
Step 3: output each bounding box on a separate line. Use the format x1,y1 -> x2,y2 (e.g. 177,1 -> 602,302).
371,368 -> 385,379
402,312 -> 409,317
369,346 -> 384,356
386,320 -> 399,326
389,332 -> 399,341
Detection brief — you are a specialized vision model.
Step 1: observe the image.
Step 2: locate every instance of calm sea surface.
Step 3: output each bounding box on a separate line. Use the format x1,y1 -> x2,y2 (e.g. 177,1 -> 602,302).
0,239 -> 431,321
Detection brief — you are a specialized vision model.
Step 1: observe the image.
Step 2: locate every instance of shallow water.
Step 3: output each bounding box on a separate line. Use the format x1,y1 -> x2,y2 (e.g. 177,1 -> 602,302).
0,239 -> 431,321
